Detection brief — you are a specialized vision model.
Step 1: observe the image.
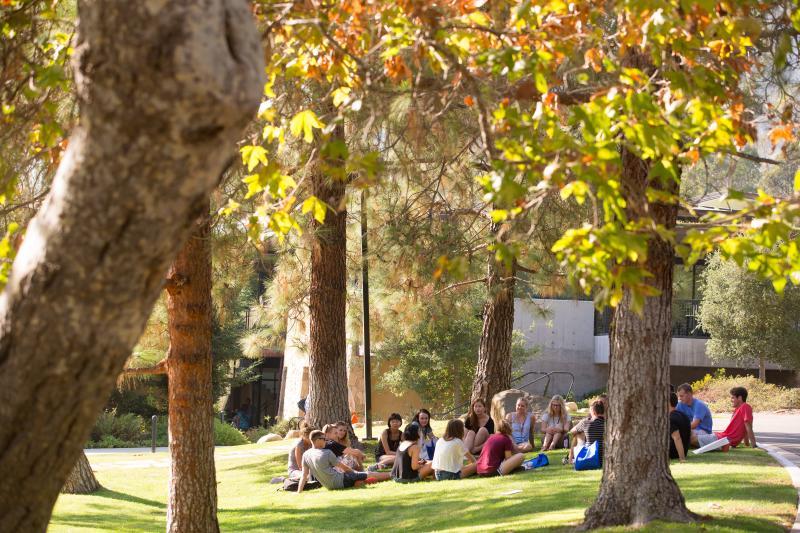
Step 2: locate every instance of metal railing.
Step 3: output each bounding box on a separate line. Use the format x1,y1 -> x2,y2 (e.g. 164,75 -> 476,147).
432,370 -> 576,419
594,299 -> 708,338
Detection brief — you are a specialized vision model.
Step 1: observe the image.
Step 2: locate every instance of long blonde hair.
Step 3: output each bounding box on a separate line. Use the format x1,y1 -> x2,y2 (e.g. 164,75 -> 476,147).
547,395 -> 567,421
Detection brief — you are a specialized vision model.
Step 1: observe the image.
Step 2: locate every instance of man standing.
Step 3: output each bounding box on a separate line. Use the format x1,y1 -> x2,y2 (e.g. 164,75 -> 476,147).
676,383 -> 713,446
696,387 -> 756,450
669,393 -> 691,462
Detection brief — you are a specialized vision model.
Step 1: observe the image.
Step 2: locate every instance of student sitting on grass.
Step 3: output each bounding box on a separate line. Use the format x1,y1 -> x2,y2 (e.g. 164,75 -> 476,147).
369,413 -> 403,471
288,424 -> 314,480
505,397 -> 535,453
298,430 -> 390,492
669,392 -> 690,462
676,383 -> 714,447
322,423 -> 364,471
411,408 -> 438,460
476,419 -> 526,476
541,395 -> 571,451
585,400 -> 606,463
392,424 -> 434,482
463,398 -> 494,455
696,386 -> 756,450
432,419 -> 478,480
335,420 -> 366,470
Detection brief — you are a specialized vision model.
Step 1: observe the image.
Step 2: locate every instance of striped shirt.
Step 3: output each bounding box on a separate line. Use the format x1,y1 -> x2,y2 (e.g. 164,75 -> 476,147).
586,417 -> 605,446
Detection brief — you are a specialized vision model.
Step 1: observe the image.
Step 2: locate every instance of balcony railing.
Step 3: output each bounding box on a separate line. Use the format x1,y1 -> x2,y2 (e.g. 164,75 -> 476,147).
594,299 -> 708,338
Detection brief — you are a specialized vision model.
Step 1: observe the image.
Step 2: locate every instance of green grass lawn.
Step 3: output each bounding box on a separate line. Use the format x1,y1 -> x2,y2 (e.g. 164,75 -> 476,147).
50,434 -> 797,532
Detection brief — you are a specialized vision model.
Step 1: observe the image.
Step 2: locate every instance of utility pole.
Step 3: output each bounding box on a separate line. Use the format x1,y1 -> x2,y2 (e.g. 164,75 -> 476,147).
360,189 -> 373,439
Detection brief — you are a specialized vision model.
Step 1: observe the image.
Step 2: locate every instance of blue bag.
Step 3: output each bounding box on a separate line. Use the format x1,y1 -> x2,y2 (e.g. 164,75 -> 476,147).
574,441 -> 601,471
522,453 -> 549,470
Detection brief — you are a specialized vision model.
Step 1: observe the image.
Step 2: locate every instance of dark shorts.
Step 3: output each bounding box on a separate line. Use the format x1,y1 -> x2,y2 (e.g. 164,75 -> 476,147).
342,471 -> 369,488
435,470 -> 461,481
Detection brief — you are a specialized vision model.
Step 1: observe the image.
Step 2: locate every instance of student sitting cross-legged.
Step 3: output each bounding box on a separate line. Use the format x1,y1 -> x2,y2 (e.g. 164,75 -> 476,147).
288,424 -> 313,480
369,413 -> 403,471
392,424 -> 435,482
463,399 -> 495,455
432,419 -> 478,480
505,397 -> 536,453
476,419 -> 526,477
540,395 -> 571,451
298,430 -> 390,492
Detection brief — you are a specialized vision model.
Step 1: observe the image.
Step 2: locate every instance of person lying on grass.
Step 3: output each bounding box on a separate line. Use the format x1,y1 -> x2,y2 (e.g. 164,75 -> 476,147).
392,424 -> 434,482
476,419 -> 526,477
695,386 -> 756,451
369,413 -> 403,471
505,397 -> 535,453
322,423 -> 365,471
541,395 -> 571,451
463,398 -> 494,455
298,430 -> 390,492
288,423 -> 313,481
432,419 -> 478,480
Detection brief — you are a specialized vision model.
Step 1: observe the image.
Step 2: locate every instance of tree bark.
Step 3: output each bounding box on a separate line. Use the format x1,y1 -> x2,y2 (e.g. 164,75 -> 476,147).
758,357 -> 766,382
166,211 -> 219,533
305,124 -> 353,439
583,118 -> 694,527
0,2 -> 262,529
471,241 -> 516,405
61,451 -> 101,495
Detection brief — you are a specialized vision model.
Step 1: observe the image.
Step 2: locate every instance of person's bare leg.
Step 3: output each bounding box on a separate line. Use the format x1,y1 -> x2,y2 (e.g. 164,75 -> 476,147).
368,472 -> 392,482
471,427 -> 490,454
549,431 -> 564,450
499,453 -> 526,475
517,441 -> 534,453
461,462 -> 478,478
690,431 -> 699,447
541,432 -> 552,451
419,463 -> 435,480
464,430 -> 476,453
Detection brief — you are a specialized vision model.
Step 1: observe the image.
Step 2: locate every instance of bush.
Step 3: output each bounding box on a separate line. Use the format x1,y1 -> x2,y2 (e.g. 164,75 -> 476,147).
264,418 -> 298,437
214,418 -> 249,446
244,427 -> 270,443
90,409 -> 145,443
693,369 -> 800,412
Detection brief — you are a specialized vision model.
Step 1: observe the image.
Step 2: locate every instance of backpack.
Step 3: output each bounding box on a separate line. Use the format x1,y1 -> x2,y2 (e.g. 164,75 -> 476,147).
522,453 -> 549,470
574,440 -> 602,471
282,477 -> 322,492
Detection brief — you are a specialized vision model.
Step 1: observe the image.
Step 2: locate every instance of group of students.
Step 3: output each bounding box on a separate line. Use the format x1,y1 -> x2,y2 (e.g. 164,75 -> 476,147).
667,383 -> 756,461
289,384 -> 755,492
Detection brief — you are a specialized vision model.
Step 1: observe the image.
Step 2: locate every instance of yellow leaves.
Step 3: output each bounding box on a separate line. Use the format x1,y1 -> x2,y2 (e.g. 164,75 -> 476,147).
384,56 -> 411,81
302,196 -> 327,224
332,87 -> 351,108
768,124 -> 795,147
290,110 -> 324,143
240,145 -> 268,172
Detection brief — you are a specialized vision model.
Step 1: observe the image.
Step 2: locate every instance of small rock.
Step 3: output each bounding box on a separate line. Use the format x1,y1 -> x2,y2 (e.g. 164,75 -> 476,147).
284,429 -> 301,439
257,433 -> 282,444
566,402 -> 578,413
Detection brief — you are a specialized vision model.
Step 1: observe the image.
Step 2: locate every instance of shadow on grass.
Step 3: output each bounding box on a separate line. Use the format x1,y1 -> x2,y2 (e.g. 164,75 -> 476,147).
93,488 -> 167,509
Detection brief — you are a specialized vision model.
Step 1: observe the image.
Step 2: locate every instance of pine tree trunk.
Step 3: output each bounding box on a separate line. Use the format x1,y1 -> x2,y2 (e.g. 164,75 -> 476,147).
61,451 -> 101,495
165,212 -> 219,533
471,245 -> 516,404
758,357 -> 766,382
582,131 -> 694,528
0,2 -> 261,529
305,125 -> 353,438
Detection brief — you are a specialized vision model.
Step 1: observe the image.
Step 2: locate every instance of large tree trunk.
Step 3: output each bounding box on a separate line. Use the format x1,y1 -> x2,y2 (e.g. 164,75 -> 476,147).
583,125 -> 694,527
305,126 -> 353,438
165,211 -> 218,533
61,451 -> 101,495
0,2 -> 262,529
471,244 -> 516,404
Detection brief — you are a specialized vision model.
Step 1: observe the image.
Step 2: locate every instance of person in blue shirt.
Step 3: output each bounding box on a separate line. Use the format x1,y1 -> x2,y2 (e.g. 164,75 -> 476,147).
676,383 -> 713,447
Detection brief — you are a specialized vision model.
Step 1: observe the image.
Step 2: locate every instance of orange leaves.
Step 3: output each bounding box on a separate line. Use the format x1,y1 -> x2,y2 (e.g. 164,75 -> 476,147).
463,95 -> 475,107
584,48 -> 604,73
384,56 -> 411,81
768,125 -> 796,147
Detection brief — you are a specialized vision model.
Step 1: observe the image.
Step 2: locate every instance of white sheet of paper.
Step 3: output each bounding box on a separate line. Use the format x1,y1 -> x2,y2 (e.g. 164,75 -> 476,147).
500,489 -> 523,496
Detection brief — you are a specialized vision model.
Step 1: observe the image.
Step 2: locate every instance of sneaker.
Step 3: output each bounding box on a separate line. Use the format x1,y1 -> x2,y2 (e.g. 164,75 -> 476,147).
561,456 -> 570,465
367,464 -> 380,472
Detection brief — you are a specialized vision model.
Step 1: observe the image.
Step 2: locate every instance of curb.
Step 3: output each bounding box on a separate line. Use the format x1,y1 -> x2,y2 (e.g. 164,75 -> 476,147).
761,443 -> 800,533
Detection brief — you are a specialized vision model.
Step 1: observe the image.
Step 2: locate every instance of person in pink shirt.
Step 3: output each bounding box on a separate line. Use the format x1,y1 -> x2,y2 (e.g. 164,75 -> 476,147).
696,386 -> 756,450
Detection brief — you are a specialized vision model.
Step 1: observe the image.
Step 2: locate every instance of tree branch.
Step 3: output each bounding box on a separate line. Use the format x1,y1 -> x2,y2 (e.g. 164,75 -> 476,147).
516,262 -> 538,274
122,359 -> 168,377
722,150 -> 784,166
434,277 -> 488,296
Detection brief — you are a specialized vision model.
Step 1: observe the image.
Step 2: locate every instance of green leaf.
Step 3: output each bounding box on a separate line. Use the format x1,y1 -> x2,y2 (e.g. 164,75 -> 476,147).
302,196 -> 327,224
290,110 -> 324,143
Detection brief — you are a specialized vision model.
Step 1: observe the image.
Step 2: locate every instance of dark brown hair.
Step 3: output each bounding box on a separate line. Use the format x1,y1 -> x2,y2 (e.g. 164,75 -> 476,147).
467,399 -> 486,434
444,419 -> 465,441
730,386 -> 748,402
309,430 -> 325,442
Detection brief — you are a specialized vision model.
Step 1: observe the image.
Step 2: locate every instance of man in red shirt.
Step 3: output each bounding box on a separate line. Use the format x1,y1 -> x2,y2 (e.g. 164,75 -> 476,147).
696,387 -> 756,450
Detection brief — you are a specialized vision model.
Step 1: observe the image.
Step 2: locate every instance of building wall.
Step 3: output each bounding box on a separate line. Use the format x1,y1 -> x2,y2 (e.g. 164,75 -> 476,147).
280,311 -> 309,419
514,298 -> 609,397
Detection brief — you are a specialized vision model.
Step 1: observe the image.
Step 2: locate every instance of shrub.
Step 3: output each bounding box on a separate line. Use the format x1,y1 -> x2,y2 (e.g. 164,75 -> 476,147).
214,418 -> 249,446
693,369 -> 800,412
90,409 -> 146,443
265,418 -> 298,437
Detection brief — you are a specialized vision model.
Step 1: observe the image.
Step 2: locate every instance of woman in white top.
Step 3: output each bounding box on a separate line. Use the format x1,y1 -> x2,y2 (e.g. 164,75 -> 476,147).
432,419 -> 477,480
540,395 -> 571,451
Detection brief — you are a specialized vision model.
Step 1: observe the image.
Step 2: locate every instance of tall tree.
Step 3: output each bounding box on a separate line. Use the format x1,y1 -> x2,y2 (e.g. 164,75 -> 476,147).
165,211 -> 218,532
61,451 -> 101,495
0,1 -> 263,529
697,252 -> 800,381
